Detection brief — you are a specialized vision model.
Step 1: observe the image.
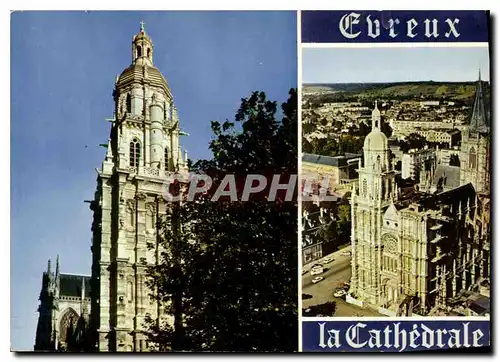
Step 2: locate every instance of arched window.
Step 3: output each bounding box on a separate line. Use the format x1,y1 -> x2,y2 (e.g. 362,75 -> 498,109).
130,138 -> 141,167
147,48 -> 151,58
137,45 -> 142,57
126,94 -> 132,113
469,147 -> 477,169
376,155 -> 381,169
59,308 -> 79,347
164,147 -> 169,171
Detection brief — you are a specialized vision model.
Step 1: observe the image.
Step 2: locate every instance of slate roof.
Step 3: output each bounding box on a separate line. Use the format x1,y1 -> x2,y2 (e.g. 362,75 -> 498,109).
468,295 -> 490,315
469,73 -> 490,134
302,153 -> 361,167
60,274 -> 91,298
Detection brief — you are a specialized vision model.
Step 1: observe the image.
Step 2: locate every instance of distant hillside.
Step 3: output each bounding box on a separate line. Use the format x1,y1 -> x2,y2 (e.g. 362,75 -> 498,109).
303,81 -> 490,103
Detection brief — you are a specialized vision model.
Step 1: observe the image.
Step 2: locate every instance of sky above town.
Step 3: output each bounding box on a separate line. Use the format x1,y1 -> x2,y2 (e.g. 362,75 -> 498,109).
10,11 -> 297,351
303,46 -> 490,84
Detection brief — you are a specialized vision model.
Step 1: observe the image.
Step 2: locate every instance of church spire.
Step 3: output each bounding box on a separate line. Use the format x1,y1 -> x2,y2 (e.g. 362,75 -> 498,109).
55,255 -> 59,277
469,69 -> 489,134
371,101 -> 381,129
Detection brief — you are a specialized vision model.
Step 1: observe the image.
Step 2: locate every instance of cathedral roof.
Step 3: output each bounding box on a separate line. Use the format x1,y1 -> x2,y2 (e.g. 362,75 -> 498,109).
364,101 -> 388,151
117,64 -> 172,98
469,70 -> 489,134
59,274 -> 91,298
364,129 -> 388,151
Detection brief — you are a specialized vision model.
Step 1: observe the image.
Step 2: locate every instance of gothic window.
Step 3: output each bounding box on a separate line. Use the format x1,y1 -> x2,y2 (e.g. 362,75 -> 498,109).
129,138 -> 141,167
126,94 -> 132,113
362,179 -> 368,197
383,234 -> 398,254
376,155 -> 381,170
137,45 -> 142,57
59,308 -> 79,346
469,147 -> 477,169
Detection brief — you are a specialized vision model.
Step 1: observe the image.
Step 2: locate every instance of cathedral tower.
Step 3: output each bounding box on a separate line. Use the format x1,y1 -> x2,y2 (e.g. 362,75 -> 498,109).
349,102 -> 397,306
460,70 -> 490,194
90,24 -> 188,352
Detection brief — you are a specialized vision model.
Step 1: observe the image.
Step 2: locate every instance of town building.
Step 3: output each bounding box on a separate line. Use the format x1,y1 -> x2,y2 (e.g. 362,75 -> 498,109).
401,148 -> 436,180
302,153 -> 361,196
302,206 -> 335,265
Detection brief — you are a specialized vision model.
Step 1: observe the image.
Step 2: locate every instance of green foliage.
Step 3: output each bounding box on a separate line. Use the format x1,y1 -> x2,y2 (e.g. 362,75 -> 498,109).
318,198 -> 352,253
399,133 -> 428,153
302,301 -> 336,317
303,135 -> 363,157
145,90 -> 298,352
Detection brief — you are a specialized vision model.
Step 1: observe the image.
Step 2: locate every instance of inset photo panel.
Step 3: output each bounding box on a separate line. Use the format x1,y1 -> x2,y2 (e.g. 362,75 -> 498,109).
299,10 -> 491,353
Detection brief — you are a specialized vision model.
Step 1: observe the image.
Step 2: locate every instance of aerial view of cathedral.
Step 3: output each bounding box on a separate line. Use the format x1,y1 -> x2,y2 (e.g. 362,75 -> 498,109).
35,23 -> 188,352
347,75 -> 490,316
301,70 -> 491,318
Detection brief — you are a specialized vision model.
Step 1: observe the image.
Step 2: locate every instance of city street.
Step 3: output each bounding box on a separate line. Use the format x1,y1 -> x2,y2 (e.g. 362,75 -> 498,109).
302,246 -> 382,317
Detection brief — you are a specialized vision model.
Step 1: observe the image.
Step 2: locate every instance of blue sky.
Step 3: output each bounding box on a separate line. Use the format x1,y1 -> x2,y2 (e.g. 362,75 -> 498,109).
10,11 -> 297,351
303,46 -> 490,83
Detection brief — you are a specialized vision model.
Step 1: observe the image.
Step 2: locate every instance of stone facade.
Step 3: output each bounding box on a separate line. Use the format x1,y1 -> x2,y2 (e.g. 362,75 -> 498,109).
34,256 -> 92,351
348,76 -> 491,316
89,24 -> 188,352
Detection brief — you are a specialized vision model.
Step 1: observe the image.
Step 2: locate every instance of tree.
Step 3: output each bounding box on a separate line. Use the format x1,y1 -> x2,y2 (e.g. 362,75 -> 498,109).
381,118 -> 393,138
145,89 -> 298,352
399,133 -> 428,153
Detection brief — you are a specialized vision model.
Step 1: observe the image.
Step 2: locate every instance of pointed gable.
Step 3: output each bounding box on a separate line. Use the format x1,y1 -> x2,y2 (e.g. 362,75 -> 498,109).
384,201 -> 400,223
469,71 -> 490,134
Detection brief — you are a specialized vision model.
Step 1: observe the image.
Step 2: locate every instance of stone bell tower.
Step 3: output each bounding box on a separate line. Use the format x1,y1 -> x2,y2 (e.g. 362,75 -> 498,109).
460,70 -> 491,195
348,102 -> 398,307
90,22 -> 188,352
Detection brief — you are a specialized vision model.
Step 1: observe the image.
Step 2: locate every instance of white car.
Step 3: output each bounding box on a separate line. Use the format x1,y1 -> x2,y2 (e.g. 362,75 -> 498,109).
312,276 -> 324,284
333,289 -> 347,298
310,265 -> 324,276
341,251 -> 352,256
321,257 -> 334,264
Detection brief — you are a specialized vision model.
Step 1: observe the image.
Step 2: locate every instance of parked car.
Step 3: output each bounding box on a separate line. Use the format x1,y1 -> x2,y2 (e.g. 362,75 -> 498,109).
302,269 -> 308,275
312,276 -> 324,284
310,265 -> 324,276
333,288 -> 347,298
341,251 -> 352,256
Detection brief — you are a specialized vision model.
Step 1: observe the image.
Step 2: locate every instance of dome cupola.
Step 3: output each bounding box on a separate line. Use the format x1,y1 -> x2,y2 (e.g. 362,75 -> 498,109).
132,21 -> 153,66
